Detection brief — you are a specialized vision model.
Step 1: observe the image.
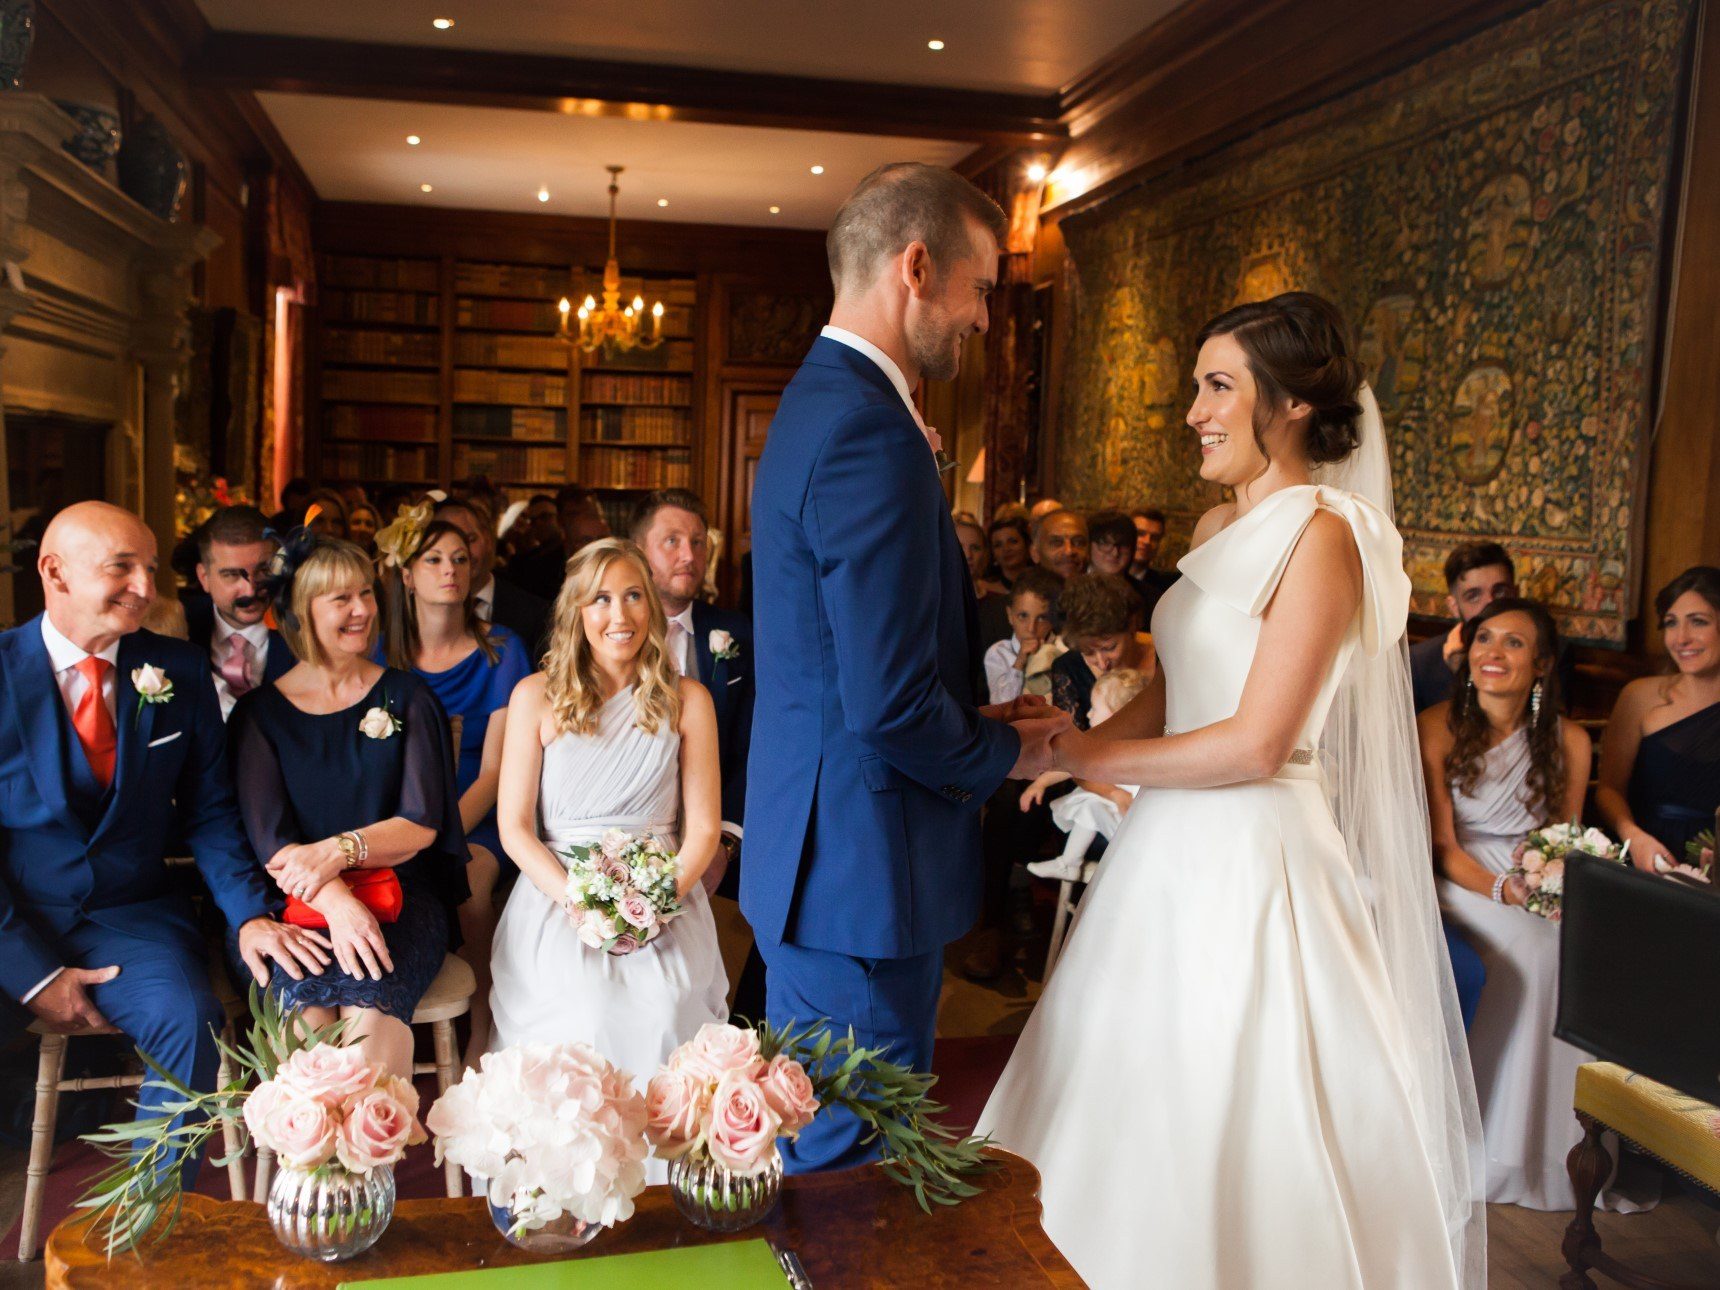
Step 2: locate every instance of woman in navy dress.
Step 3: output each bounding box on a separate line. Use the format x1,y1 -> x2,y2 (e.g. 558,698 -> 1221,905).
1598,566 -> 1720,872
230,534 -> 468,1077
377,509 -> 532,1061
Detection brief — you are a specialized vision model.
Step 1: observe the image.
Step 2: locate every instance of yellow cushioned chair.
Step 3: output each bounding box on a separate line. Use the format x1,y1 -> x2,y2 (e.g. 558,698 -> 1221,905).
1563,1061 -> 1720,1289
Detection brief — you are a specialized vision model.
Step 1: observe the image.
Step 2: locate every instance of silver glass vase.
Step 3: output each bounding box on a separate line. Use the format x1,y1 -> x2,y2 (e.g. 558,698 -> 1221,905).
668,1149 -> 783,1232
485,1181 -> 603,1253
267,1162 -> 395,1261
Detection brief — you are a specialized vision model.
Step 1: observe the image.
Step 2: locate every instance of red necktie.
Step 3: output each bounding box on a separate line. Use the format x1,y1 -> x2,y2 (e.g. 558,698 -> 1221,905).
72,656 -> 116,790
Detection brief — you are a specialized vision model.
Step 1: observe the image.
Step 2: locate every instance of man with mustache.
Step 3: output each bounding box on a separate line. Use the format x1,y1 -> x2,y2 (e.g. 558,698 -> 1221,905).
186,505 -> 294,719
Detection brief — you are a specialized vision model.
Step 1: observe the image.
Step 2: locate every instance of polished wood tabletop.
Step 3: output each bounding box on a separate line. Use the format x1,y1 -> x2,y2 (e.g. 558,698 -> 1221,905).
45,1149 -> 1083,1288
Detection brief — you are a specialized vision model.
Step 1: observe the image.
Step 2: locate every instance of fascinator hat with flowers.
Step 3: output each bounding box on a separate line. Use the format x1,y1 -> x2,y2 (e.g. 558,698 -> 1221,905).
374,501 -> 435,572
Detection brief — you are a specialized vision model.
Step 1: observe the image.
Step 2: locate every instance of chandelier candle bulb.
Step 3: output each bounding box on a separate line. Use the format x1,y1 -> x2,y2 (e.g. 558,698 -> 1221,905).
558,165 -> 664,353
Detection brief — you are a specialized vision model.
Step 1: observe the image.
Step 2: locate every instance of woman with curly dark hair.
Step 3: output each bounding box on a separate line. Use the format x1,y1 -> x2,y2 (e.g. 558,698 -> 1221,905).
1047,572 -> 1154,729
1417,597 -> 1604,1211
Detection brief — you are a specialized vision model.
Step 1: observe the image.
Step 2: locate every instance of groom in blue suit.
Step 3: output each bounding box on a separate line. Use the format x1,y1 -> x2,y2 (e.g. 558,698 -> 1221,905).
1,503 -> 330,1183
743,164 -> 1069,1172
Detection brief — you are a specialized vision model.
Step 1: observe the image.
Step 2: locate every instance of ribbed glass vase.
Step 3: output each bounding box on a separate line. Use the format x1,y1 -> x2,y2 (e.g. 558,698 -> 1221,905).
668,1149 -> 783,1232
266,1162 -> 395,1262
485,1181 -> 603,1254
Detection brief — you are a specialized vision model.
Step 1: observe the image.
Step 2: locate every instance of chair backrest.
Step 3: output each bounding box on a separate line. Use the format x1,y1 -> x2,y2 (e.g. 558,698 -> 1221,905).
1557,854 -> 1720,1105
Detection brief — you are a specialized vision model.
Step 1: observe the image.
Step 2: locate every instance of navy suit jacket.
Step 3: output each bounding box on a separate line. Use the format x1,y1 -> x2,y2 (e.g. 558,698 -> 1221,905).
741,337 -> 1018,959
183,592 -> 295,688
690,600 -> 753,829
0,620 -> 276,1001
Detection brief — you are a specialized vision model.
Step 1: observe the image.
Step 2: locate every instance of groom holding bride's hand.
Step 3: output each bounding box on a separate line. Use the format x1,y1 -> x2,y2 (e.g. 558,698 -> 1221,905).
743,163 -> 1069,1173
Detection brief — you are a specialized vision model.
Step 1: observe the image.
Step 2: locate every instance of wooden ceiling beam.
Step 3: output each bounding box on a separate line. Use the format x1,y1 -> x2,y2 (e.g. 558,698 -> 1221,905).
188,32 -> 1066,148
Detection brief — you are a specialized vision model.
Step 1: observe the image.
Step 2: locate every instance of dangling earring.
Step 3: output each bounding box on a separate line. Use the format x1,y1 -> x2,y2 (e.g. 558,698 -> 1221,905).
1530,679 -> 1543,725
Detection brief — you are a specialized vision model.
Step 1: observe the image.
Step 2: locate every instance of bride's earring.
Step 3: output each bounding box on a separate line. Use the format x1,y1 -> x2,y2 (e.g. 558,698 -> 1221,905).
1530,679 -> 1543,725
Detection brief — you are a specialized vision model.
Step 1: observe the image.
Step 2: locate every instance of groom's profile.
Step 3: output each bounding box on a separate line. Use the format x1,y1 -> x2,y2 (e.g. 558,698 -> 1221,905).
742,163 -> 1069,1172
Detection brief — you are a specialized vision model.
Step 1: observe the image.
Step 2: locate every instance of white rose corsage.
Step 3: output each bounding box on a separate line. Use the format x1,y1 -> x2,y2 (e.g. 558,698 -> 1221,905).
708,629 -> 740,662
359,703 -> 403,740
131,664 -> 174,724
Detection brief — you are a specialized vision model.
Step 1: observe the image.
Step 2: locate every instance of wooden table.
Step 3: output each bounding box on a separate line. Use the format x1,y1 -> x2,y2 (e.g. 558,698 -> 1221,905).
45,1150 -> 1082,1288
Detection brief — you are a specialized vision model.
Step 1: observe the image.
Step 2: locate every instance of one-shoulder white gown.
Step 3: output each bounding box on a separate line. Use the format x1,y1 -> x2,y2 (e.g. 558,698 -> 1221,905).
978,486 -> 1462,1289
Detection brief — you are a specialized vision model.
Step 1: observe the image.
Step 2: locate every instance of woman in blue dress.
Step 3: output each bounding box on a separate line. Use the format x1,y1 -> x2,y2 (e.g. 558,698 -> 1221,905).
376,506 -> 533,1061
230,533 -> 469,1078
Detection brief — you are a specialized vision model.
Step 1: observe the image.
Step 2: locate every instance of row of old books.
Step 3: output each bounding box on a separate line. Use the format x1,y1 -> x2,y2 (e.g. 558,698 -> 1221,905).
325,289 -> 440,327
582,372 -> 692,405
451,443 -> 570,483
452,406 -> 565,441
583,446 -> 694,490
579,406 -> 690,443
323,443 -> 436,479
324,369 -> 440,404
452,369 -> 570,406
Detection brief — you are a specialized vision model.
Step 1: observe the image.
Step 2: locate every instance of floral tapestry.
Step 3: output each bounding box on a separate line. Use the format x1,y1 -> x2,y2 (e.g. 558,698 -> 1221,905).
1055,0 -> 1693,643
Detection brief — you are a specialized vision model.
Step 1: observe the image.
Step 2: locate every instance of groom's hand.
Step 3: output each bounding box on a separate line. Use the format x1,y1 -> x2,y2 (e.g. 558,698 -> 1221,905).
981,694 -> 1049,724
1006,708 -> 1072,780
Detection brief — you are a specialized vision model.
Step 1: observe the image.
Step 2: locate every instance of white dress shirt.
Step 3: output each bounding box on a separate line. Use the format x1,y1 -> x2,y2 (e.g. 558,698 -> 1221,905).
473,576 -> 496,623
211,616 -> 272,720
820,325 -> 939,453
25,617 -> 123,1003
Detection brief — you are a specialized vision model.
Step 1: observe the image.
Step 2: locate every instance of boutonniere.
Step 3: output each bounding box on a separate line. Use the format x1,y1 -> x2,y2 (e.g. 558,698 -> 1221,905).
358,700 -> 403,740
131,664 -> 174,724
708,629 -> 740,662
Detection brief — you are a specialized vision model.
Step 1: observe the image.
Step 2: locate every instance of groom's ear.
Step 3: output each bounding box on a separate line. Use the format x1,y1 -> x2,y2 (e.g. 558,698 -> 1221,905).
901,240 -> 935,297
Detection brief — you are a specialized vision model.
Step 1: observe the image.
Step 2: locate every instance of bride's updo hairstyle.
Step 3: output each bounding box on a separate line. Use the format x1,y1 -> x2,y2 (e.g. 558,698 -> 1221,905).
542,537 -> 681,738
1194,291 -> 1365,467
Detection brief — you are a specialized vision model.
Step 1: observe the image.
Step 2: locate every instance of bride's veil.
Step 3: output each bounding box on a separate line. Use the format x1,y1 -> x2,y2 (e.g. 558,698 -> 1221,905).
1314,385 -> 1488,1286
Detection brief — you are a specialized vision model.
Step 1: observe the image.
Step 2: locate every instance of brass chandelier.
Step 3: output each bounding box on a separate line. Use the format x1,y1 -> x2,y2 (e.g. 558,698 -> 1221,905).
558,165 -> 663,353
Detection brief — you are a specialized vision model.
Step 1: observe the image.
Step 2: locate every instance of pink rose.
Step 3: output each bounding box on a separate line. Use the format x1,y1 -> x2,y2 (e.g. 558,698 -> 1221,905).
616,893 -> 657,932
1524,870 -> 1544,891
690,1023 -> 762,1080
276,1044 -> 379,1108
1520,849 -> 1547,874
644,1068 -> 710,1159
756,1055 -> 819,1136
599,829 -> 630,860
335,1088 -> 421,1173
705,1071 -> 782,1175
600,857 -> 631,885
609,932 -> 641,956
259,1089 -> 339,1168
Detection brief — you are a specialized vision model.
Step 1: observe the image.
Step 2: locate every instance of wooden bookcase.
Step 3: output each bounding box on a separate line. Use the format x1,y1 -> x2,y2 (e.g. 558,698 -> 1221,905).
310,253 -> 700,518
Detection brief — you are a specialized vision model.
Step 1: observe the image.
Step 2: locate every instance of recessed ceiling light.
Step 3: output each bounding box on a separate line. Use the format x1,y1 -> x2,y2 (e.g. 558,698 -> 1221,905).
432,17 -> 454,29
406,134 -> 421,146
537,187 -> 550,202
927,38 -> 945,50
810,165 -> 824,175
1026,161 -> 1048,183
768,205 -> 781,215
420,183 -> 433,193
657,198 -> 669,207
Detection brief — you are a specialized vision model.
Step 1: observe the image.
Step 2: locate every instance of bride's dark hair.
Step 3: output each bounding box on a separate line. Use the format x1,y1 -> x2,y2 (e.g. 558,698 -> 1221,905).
1195,291 -> 1364,466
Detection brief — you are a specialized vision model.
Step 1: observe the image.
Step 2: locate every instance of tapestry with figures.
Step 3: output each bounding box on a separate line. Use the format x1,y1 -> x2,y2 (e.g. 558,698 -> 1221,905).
1055,0 -> 1692,643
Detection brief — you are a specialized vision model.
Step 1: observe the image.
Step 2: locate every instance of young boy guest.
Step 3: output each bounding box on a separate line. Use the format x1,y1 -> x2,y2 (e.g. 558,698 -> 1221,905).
985,567 -> 1065,705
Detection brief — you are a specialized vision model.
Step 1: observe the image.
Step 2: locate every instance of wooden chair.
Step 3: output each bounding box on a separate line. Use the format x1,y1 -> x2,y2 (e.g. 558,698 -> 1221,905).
17,967 -> 247,1262
1042,861 -> 1098,980
1562,1061 -> 1720,1288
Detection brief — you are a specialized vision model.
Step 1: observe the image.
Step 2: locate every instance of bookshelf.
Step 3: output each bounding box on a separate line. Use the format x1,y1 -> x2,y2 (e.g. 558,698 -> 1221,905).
311,254 -> 702,516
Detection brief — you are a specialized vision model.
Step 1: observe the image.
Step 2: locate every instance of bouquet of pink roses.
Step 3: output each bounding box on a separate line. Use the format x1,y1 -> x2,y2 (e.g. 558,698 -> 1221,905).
243,1044 -> 425,1174
1509,822 -> 1622,921
561,828 -> 683,956
646,1020 -> 994,1211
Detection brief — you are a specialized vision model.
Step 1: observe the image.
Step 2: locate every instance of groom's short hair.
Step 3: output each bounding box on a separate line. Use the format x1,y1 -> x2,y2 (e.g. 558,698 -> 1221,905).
827,163 -> 1007,294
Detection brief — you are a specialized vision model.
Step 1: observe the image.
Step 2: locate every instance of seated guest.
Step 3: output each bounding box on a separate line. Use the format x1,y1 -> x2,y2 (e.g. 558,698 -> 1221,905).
1050,573 -> 1153,729
497,495 -> 570,604
956,516 -> 1007,598
1029,497 -> 1063,522
434,496 -> 549,660
1597,565 -> 1720,871
377,508 -> 531,1064
187,505 -> 294,719
988,515 -> 1033,589
303,488 -> 350,541
1130,507 -> 1177,622
346,502 -> 380,558
1418,598 -> 1611,1209
1085,510 -> 1136,578
0,502 -> 322,1185
558,485 -> 611,556
985,566 -> 1063,705
229,533 -> 469,1079
630,490 -> 753,897
1022,666 -> 1148,882
1032,508 -> 1089,585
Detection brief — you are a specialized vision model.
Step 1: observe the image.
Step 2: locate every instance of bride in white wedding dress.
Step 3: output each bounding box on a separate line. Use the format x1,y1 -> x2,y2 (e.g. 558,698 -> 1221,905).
979,293 -> 1485,1289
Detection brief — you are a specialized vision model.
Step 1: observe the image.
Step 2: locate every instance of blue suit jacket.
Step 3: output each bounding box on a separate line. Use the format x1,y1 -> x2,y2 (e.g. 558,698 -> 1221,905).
690,600 -> 753,829
0,620 -> 277,1001
741,337 -> 1018,959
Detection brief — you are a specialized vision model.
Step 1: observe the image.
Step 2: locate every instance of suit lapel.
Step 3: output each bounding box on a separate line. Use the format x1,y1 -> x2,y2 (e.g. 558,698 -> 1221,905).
690,602 -> 717,686
263,629 -> 294,684
95,633 -> 156,842
1,621 -> 80,832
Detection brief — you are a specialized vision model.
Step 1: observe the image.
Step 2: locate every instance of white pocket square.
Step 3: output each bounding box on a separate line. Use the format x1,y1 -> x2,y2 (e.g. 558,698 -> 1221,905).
147,731 -> 182,749
727,676 -> 744,686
